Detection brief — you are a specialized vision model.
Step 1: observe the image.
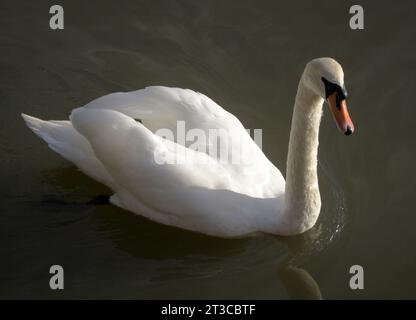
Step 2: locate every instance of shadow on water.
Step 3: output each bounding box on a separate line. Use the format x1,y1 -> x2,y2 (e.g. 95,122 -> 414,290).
39,161 -> 346,299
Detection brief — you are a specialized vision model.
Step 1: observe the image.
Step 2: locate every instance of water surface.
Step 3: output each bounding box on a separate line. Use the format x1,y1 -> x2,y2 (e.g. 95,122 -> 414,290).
1,0 -> 415,299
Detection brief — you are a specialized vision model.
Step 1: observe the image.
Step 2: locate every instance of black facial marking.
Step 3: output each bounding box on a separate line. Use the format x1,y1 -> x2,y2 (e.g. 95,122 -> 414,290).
87,195 -> 110,205
134,118 -> 143,123
322,77 -> 348,110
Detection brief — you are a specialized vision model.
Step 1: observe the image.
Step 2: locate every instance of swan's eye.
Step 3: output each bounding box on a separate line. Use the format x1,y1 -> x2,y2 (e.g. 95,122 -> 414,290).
322,77 -> 347,102
322,77 -> 336,98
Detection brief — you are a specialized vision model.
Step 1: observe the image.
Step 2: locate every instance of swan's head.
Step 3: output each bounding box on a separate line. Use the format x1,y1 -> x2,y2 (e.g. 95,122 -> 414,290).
303,57 -> 354,135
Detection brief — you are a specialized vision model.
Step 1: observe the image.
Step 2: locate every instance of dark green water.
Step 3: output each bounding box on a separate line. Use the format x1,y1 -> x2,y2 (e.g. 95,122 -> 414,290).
1,0 -> 415,299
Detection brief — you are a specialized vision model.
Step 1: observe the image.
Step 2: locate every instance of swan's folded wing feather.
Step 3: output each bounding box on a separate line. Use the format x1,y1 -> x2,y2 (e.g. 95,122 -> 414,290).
80,86 -> 283,195
70,108 -> 235,218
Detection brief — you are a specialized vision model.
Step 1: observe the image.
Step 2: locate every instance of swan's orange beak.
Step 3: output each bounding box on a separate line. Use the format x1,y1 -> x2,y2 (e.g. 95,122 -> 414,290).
327,92 -> 354,135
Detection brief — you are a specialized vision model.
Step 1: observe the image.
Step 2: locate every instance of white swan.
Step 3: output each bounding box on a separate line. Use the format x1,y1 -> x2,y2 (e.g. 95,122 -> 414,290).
22,57 -> 354,238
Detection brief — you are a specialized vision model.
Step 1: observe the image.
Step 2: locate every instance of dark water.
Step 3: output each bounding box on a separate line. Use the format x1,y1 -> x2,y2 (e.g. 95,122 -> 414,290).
1,0 -> 415,299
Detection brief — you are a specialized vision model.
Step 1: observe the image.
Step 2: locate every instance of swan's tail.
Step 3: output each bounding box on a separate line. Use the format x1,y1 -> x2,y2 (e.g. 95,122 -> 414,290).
21,113 -> 115,188
21,113 -> 72,145
21,112 -> 86,164
22,113 -> 49,137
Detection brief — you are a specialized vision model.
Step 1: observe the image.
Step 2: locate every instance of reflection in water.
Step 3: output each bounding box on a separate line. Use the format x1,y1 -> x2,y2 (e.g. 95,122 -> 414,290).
277,229 -> 326,300
278,266 -> 322,300
39,160 -> 346,299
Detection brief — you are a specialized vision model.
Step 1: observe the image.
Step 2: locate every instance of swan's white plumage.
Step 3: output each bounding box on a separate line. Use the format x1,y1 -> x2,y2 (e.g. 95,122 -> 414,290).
22,58 -> 346,237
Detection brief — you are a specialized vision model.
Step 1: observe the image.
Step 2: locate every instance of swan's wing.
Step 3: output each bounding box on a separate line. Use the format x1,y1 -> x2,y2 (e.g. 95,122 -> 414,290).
80,86 -> 285,196
70,108 -> 242,222
70,107 -> 233,190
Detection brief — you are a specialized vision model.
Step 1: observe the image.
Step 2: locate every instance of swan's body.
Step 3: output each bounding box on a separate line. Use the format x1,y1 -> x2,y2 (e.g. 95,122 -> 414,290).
22,58 -> 354,237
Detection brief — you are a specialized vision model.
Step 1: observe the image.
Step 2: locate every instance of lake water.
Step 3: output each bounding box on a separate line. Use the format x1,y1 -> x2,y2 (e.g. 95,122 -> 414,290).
1,0 -> 415,299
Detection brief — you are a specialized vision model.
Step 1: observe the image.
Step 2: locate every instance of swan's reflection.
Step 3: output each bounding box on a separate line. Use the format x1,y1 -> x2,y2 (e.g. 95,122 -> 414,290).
278,265 -> 322,300
277,228 -> 324,300
41,166 -> 348,300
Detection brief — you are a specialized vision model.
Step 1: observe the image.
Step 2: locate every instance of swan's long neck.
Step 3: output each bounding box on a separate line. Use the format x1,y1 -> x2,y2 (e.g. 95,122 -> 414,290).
282,77 -> 324,234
